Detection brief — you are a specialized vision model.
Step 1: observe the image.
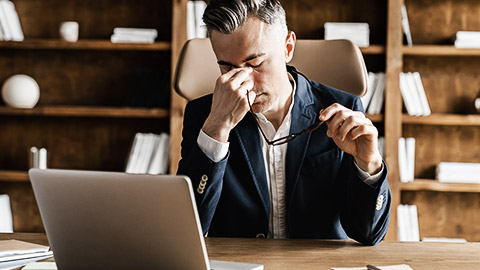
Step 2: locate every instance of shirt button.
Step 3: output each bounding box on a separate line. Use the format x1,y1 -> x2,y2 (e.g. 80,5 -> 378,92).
256,233 -> 265,239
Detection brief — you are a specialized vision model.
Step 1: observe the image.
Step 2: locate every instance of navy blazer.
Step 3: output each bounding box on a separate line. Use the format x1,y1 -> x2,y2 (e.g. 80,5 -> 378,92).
177,66 -> 391,245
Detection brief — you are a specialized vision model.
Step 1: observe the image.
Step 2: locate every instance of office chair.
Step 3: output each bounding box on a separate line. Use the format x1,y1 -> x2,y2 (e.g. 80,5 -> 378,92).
173,38 -> 368,101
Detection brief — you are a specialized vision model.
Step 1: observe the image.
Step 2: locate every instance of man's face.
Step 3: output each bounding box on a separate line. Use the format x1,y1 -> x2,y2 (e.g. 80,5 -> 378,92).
210,17 -> 290,114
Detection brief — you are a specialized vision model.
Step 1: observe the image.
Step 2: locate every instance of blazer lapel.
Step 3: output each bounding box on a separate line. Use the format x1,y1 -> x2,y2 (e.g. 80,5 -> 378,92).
233,114 -> 270,218
285,70 -> 318,207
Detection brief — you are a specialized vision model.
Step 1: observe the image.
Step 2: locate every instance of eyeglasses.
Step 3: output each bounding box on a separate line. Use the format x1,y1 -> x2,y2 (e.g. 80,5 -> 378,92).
246,69 -> 325,146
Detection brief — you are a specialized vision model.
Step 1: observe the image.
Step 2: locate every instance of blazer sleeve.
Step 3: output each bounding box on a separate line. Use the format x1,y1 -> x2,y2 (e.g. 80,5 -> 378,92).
338,96 -> 391,246
176,98 -> 229,235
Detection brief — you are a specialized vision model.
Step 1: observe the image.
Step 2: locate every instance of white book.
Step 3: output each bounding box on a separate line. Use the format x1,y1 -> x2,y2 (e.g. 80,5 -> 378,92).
324,22 -> 370,31
405,73 -> 423,116
456,31 -> 480,41
38,148 -> 47,170
399,73 -> 415,115
113,27 -> 158,38
147,134 -> 163,175
138,133 -> 156,174
110,34 -> 155,44
186,1 -> 196,40
437,162 -> 480,183
378,136 -> 385,159
367,72 -> 385,114
0,195 -> 12,233
406,137 -> 415,182
194,1 -> 207,38
160,133 -> 170,174
131,133 -> 146,174
2,1 -> 23,41
361,72 -> 377,111
409,205 -> 420,241
125,133 -> 141,173
0,2 -> 12,40
401,4 -> 413,46
398,137 -> 409,183
422,237 -> 467,243
412,72 -> 431,116
397,204 -> 407,241
454,40 -> 480,49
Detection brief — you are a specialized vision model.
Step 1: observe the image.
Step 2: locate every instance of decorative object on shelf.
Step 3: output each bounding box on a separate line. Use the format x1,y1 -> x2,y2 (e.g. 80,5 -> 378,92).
324,22 -> 370,48
0,0 -> 24,41
1,74 -> 40,108
59,21 -> 79,42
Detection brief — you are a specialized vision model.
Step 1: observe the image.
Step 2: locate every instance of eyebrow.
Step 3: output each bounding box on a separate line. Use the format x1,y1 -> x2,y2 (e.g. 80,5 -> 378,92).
217,52 -> 266,67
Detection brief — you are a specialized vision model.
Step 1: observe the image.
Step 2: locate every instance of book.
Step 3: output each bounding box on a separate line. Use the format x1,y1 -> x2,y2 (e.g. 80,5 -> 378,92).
324,22 -> 370,48
408,205 -> 420,241
367,72 -> 385,114
125,133 -> 142,173
126,133 -> 170,174
148,133 -> 170,175
406,137 -> 415,182
22,262 -> 58,270
0,194 -> 12,233
113,27 -> 158,38
398,137 -> 415,183
401,4 -> 413,46
187,1 -> 207,40
412,72 -> 431,116
404,72 -> 423,116
437,162 -> 480,183
397,204 -> 419,242
0,240 -> 53,270
455,31 -> 480,49
399,72 -> 430,116
361,72 -> 377,111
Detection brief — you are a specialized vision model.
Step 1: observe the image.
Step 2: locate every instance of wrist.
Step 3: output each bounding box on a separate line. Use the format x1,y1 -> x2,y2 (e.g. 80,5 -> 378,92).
202,116 -> 233,143
355,155 -> 383,175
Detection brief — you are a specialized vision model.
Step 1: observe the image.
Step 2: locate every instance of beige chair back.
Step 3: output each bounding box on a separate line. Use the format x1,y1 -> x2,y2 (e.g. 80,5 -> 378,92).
174,39 -> 367,101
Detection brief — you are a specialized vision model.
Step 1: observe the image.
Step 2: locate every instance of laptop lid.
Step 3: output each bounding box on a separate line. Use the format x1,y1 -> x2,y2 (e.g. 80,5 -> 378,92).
29,169 -> 210,270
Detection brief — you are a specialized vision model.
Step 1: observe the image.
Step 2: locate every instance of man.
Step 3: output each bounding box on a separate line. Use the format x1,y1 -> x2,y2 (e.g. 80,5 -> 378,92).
177,0 -> 390,245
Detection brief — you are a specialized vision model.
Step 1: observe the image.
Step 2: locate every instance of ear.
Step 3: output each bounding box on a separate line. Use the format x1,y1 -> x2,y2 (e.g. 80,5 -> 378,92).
285,31 -> 296,63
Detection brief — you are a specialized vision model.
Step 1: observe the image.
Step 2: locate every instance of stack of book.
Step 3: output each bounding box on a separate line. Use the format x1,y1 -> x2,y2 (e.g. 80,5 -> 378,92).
361,72 -> 386,115
437,162 -> 480,184
110,27 -> 157,44
0,240 -> 53,269
454,31 -> 480,49
0,0 -> 24,41
398,137 -> 415,183
187,0 -> 207,40
399,72 -> 431,116
397,204 -> 420,242
324,22 -> 370,48
125,132 -> 170,175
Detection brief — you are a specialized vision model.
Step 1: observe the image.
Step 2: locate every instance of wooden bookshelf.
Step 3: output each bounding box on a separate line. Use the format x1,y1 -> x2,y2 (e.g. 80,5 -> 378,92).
0,106 -> 169,118
401,180 -> 480,193
403,45 -> 480,57
0,171 -> 29,183
402,114 -> 480,126
0,39 -> 171,51
361,45 -> 386,55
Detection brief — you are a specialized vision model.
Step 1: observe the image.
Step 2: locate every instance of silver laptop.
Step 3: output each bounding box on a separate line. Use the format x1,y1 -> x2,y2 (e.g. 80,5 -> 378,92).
29,169 -> 263,270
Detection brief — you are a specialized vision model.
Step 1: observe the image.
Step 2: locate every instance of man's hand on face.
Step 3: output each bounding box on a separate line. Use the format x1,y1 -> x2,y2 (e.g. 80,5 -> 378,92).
319,103 -> 383,175
202,67 -> 257,143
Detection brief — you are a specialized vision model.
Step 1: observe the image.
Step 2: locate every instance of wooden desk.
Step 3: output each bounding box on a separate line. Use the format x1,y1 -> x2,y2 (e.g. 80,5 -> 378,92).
2,233 -> 480,269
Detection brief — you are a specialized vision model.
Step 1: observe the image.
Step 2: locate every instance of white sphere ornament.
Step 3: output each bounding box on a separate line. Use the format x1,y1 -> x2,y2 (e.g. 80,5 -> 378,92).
1,74 -> 40,108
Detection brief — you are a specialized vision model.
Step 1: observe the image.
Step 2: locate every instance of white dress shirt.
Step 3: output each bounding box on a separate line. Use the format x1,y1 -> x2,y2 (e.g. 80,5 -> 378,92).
197,74 -> 383,239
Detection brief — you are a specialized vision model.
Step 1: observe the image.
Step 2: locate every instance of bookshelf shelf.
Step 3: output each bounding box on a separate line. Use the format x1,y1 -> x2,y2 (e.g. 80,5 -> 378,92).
403,45 -> 480,57
401,179 -> 480,193
360,45 -> 386,55
0,171 -> 29,182
0,39 -> 171,51
402,114 -> 480,126
0,106 -> 169,118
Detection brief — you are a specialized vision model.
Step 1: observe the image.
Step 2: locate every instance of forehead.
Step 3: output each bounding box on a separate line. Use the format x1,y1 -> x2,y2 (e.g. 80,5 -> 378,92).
210,17 -> 280,63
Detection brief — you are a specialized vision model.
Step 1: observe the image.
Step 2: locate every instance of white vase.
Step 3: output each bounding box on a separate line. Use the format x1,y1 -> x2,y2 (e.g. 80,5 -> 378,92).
1,74 -> 40,109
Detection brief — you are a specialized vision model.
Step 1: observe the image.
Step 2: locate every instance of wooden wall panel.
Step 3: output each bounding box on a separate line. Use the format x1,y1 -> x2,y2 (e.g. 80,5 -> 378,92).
0,50 -> 170,107
404,56 -> 480,114
280,0 -> 387,44
403,125 -> 480,179
0,116 -> 168,171
402,191 -> 480,241
14,0 -> 172,40
405,0 -> 480,44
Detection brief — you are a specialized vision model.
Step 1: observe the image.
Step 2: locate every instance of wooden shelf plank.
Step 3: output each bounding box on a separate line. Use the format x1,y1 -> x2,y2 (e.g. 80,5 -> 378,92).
403,45 -> 480,56
402,113 -> 480,126
360,45 -> 386,55
0,39 -> 171,51
366,113 -> 384,123
0,106 -> 169,118
0,171 -> 29,182
401,179 -> 480,193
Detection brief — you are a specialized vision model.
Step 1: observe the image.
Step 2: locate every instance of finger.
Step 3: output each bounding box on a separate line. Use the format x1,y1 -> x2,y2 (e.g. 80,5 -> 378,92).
336,113 -> 371,141
225,68 -> 253,90
237,79 -> 254,96
326,109 -> 353,137
319,103 -> 346,122
349,124 -> 378,141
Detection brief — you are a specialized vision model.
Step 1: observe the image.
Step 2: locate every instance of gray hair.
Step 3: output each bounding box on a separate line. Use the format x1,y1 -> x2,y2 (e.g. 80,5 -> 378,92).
203,0 -> 288,39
